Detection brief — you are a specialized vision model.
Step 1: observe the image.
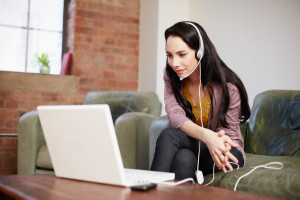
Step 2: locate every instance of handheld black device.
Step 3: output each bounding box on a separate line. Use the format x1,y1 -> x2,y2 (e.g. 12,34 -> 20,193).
131,183 -> 157,191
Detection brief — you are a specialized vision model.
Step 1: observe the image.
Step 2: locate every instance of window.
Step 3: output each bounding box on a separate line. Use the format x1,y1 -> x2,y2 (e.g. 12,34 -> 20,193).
0,0 -> 64,74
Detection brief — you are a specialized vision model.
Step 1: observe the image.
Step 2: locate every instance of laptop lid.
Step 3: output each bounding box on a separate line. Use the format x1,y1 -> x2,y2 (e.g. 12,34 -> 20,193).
37,104 -> 127,186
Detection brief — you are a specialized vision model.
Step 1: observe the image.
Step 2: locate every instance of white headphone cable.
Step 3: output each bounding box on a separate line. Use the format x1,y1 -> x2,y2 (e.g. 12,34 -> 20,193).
195,63 -> 204,182
154,178 -> 195,186
204,162 -> 239,186
156,161 -> 283,188
233,162 -> 283,191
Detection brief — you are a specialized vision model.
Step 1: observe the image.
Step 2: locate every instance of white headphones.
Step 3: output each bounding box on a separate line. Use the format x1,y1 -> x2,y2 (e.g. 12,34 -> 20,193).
179,22 -> 205,81
184,22 -> 205,184
185,22 -> 205,60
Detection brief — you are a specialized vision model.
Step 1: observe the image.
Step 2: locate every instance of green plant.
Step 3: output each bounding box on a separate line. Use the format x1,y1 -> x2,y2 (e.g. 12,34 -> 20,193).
34,53 -> 50,67
33,52 -> 51,74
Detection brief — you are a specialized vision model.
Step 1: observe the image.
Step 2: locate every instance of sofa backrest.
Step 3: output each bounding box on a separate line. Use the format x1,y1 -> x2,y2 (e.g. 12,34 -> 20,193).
245,90 -> 300,156
83,91 -> 162,123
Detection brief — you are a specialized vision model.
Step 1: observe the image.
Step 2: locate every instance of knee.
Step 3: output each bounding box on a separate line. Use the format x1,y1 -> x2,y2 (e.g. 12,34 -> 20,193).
171,149 -> 197,180
229,148 -> 244,168
172,148 -> 196,167
156,128 -> 177,145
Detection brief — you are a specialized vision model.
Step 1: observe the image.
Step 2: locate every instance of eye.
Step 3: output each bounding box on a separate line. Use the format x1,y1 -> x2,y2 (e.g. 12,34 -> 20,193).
166,54 -> 173,59
179,53 -> 186,57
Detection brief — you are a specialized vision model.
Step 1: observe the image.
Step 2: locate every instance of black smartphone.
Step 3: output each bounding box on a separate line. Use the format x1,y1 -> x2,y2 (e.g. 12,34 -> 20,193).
131,183 -> 157,191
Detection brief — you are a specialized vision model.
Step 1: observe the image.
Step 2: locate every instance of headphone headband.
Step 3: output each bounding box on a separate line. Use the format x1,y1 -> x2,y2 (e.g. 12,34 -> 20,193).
185,22 -> 204,60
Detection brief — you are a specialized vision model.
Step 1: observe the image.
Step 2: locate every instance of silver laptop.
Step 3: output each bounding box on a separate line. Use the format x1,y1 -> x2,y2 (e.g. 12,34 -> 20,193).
37,104 -> 174,187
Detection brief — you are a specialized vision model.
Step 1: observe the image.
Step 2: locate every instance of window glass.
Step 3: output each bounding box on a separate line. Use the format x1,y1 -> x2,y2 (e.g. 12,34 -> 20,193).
27,30 -> 62,74
0,0 -> 64,75
30,0 -> 64,31
0,0 -> 28,27
0,27 -> 27,72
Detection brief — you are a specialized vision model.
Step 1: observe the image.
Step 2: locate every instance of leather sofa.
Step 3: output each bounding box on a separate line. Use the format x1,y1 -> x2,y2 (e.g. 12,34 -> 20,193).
18,89 -> 300,199
17,91 -> 162,174
148,90 -> 300,199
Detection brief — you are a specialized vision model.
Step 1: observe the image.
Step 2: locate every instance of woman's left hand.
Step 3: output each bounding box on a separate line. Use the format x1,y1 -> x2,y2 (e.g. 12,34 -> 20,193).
217,130 -> 238,173
205,130 -> 239,171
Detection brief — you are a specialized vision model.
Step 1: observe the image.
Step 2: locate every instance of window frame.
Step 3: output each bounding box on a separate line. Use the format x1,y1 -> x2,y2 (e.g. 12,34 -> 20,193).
0,0 -> 67,74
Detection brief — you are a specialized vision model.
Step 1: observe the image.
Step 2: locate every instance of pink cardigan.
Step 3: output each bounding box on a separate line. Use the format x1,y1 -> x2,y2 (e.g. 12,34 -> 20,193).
164,71 -> 246,161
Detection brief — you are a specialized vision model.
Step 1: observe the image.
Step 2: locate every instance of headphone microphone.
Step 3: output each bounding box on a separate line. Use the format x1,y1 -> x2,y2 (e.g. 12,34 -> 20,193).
178,22 -> 205,81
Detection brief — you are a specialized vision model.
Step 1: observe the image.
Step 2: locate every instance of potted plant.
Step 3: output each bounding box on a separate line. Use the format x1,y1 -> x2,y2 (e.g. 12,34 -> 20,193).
34,52 -> 51,74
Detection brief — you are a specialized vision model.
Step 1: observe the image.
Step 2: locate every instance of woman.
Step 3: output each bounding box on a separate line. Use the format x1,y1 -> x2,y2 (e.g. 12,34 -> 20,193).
150,21 -> 250,181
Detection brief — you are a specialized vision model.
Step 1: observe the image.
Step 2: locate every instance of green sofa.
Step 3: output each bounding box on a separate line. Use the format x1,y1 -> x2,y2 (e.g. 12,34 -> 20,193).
148,90 -> 300,199
17,91 -> 162,174
18,89 -> 300,199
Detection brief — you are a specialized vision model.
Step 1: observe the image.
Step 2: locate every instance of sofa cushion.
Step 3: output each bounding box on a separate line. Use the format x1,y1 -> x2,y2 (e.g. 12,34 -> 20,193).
204,153 -> 300,199
245,90 -> 300,156
36,145 -> 53,170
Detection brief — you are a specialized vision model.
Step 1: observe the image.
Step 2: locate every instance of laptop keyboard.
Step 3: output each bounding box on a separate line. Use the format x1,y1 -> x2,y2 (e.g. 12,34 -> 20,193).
124,168 -> 174,185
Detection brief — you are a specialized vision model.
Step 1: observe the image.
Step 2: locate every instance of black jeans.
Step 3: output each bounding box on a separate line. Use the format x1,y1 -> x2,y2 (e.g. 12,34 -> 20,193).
150,128 -> 244,180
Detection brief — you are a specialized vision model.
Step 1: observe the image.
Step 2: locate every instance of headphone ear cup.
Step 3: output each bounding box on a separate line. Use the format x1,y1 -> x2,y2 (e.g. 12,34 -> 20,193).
199,49 -> 204,60
195,50 -> 200,60
196,50 -> 203,60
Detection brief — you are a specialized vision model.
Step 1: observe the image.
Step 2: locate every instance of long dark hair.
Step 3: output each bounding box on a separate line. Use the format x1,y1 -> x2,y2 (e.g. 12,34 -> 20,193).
165,21 -> 250,127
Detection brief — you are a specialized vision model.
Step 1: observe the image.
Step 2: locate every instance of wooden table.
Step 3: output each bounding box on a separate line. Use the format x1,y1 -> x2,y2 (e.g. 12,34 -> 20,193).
0,174 -> 281,200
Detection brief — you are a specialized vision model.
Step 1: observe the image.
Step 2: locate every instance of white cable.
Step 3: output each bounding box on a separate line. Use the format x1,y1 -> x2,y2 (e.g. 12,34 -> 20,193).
204,162 -> 239,186
196,63 -> 203,173
233,162 -> 283,191
154,178 -> 195,186
156,162 -> 283,188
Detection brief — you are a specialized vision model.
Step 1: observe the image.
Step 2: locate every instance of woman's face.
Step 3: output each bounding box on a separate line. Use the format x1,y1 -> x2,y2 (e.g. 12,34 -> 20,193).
166,35 -> 198,79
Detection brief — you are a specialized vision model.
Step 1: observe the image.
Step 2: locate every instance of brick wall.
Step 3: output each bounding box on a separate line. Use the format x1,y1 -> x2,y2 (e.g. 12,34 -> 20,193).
0,89 -> 81,134
0,72 -> 81,175
0,0 -> 140,175
0,136 -> 17,175
68,0 -> 139,93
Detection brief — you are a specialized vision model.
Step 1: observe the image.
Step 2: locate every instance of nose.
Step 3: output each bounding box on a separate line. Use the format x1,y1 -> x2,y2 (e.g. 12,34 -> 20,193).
169,56 -> 180,69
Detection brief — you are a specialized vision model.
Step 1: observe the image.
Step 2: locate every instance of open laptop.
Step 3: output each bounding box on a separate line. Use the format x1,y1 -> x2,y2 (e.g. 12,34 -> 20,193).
37,104 -> 174,187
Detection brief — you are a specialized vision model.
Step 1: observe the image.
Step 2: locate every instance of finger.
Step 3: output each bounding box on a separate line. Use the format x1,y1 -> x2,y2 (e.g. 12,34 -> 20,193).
223,143 -> 231,153
225,161 -> 233,172
225,151 -> 239,164
212,153 -> 222,169
223,156 -> 229,167
224,155 -> 228,164
216,149 -> 226,164
222,166 -> 227,173
221,156 -> 229,173
224,137 -> 239,148
217,130 -> 225,137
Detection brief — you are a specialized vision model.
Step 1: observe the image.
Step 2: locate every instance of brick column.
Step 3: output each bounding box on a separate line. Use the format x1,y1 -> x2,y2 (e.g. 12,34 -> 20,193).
67,0 -> 140,94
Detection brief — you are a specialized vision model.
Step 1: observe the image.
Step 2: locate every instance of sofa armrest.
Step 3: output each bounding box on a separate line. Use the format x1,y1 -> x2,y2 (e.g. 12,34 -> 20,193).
149,115 -> 170,168
115,112 -> 157,170
18,110 -> 46,174
239,122 -> 248,140
239,122 -> 250,152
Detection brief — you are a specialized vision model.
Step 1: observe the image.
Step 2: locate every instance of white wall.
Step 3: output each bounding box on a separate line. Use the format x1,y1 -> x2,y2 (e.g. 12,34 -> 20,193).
138,0 -> 159,92
190,0 -> 300,107
139,0 -> 300,113
139,0 -> 190,114
155,0 -> 190,109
